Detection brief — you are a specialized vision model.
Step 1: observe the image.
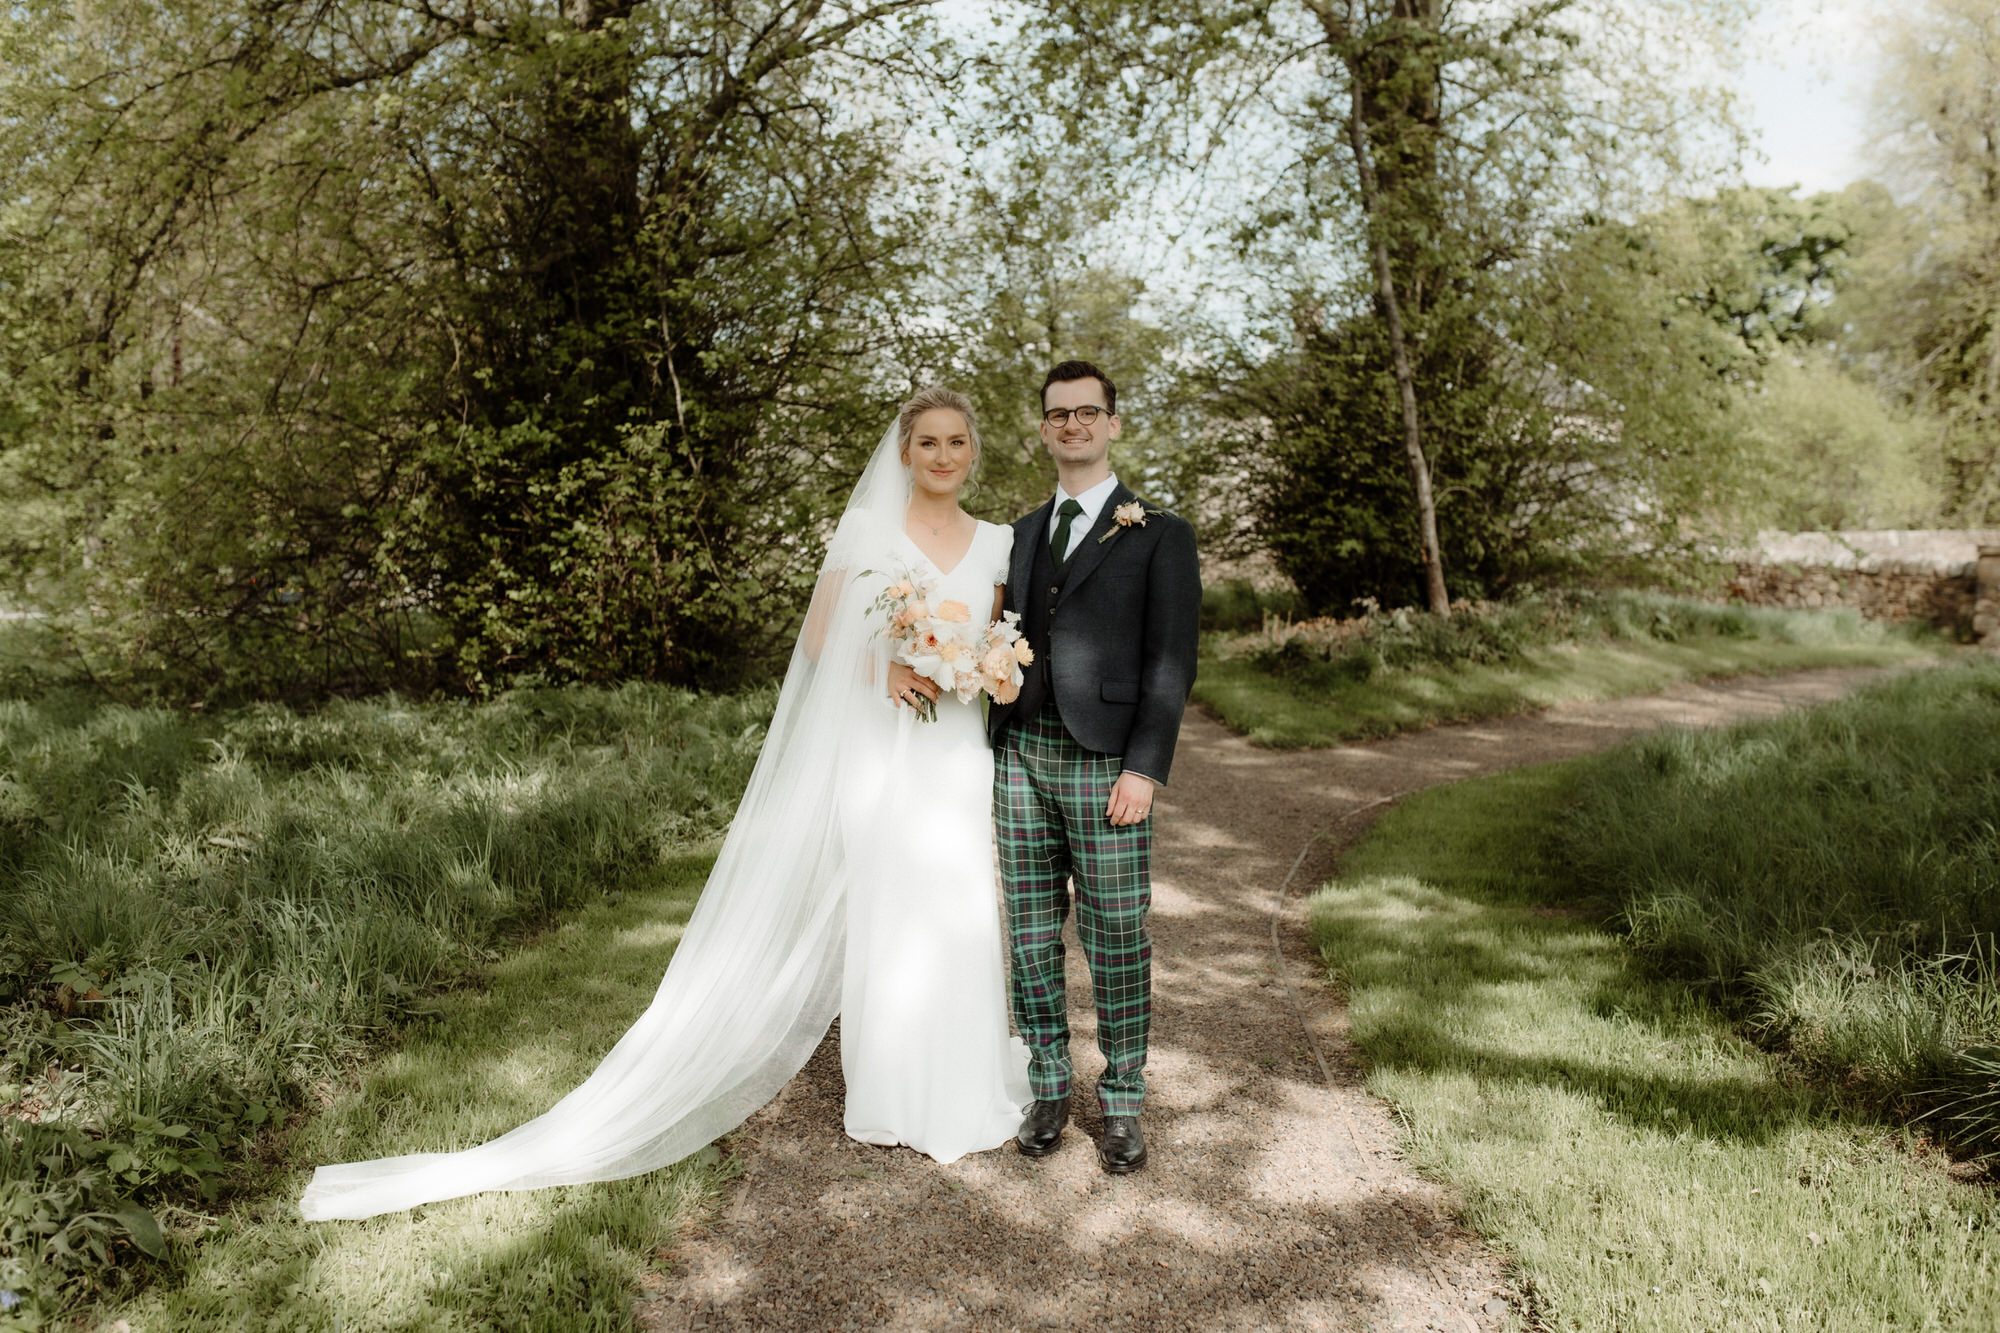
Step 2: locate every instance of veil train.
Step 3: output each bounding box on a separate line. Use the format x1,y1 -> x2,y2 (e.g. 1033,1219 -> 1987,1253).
299,422 -> 912,1221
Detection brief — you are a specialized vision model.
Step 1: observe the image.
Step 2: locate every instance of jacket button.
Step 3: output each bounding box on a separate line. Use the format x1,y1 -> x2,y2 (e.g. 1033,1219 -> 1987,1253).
1050,586 -> 1060,595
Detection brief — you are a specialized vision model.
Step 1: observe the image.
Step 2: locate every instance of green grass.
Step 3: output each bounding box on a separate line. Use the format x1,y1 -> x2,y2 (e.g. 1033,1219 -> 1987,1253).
0,684 -> 771,1323
1196,592 -> 1946,747
1308,750 -> 2000,1330
98,850 -> 733,1332
1563,659 -> 2000,1139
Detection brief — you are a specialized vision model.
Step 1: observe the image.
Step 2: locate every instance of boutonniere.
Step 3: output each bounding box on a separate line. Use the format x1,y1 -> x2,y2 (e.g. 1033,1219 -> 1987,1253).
1098,500 -> 1157,543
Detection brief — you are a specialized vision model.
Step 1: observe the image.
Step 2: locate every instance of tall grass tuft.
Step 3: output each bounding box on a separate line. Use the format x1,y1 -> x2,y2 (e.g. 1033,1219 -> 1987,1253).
0,683 -> 771,1316
1563,658 -> 2000,1145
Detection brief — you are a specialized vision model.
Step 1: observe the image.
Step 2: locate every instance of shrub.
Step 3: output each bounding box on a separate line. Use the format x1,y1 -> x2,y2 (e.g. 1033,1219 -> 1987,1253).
0,1116 -> 198,1321
1200,579 -> 1306,633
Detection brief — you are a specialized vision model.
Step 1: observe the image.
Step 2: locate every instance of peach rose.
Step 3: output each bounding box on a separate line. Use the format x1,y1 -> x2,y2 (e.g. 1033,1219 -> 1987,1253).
886,579 -> 913,598
937,599 -> 971,623
940,640 -> 965,662
980,644 -> 1014,680
1012,639 -> 1035,666
994,675 -> 1020,705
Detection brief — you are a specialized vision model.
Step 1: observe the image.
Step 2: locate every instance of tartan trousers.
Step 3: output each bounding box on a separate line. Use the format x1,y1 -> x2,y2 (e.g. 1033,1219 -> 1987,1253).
994,702 -> 1152,1114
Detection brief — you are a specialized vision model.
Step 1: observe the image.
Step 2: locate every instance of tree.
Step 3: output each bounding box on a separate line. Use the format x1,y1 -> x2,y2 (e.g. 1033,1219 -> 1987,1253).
1036,0 -> 1752,612
1306,0 -> 1451,612
0,0 -> 957,698
1675,187 -> 1855,360
1622,183 -> 1945,534
1733,351 -> 1940,531
1862,0 -> 2000,519
916,137 -> 1191,525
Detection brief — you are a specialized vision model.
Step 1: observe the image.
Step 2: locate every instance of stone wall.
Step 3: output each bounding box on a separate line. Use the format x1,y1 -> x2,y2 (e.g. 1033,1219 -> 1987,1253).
1977,547 -> 2000,643
1724,530 -> 2000,644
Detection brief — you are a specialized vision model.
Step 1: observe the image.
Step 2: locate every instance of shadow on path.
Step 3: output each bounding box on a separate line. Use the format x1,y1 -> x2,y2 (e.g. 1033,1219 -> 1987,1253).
634,665 -> 1909,1333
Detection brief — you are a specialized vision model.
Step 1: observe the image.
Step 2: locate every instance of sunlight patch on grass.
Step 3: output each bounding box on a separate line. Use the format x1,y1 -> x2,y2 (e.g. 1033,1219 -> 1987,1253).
1199,617 -> 1943,748
105,851 -> 733,1331
1310,762 -> 2000,1331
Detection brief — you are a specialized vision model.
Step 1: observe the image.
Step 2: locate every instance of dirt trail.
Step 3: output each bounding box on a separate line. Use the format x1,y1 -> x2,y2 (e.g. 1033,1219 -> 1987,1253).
635,666 -> 1905,1333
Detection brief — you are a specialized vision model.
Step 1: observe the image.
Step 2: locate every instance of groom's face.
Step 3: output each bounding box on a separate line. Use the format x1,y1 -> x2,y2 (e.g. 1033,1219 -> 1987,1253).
1039,377 -> 1120,472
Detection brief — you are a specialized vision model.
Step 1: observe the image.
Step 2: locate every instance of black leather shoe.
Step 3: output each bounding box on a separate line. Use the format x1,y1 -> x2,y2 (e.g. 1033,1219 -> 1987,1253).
1099,1115 -> 1147,1174
1016,1098 -> 1069,1158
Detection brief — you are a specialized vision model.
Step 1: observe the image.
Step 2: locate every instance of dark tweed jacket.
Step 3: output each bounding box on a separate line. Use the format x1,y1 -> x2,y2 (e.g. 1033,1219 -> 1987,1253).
987,482 -> 1202,784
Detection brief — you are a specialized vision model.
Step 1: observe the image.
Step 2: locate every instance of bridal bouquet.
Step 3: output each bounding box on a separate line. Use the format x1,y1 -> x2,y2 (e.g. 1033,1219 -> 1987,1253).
865,570 -> 1034,722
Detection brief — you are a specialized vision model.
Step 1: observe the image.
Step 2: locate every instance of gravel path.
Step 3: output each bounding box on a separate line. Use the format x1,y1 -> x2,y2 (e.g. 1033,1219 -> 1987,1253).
633,666 -> 1908,1333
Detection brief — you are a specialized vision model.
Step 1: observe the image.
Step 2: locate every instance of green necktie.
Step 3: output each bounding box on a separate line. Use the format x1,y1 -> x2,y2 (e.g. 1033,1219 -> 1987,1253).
1050,498 -> 1084,572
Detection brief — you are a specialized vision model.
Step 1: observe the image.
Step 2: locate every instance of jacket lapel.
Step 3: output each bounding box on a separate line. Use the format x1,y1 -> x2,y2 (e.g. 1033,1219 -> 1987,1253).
1055,482 -> 1135,602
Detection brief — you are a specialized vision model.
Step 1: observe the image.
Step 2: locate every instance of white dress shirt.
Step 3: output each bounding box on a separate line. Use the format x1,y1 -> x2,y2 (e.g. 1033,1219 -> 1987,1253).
1047,473 -> 1120,563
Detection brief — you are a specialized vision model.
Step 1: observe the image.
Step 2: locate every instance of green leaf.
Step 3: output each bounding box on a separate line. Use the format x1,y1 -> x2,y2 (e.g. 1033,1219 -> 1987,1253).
113,1205 -> 165,1258
48,961 -> 91,990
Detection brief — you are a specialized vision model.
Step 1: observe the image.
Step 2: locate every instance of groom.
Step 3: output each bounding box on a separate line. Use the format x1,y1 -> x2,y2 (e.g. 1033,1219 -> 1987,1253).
988,360 -> 1201,1175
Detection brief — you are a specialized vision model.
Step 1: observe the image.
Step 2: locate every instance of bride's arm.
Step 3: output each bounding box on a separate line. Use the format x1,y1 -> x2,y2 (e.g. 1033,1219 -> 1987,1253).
800,568 -> 844,662
991,586 -> 1003,626
801,564 -> 938,706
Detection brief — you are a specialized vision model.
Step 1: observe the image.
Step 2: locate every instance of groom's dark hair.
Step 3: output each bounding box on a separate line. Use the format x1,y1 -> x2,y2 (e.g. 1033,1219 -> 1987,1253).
1041,360 -> 1116,415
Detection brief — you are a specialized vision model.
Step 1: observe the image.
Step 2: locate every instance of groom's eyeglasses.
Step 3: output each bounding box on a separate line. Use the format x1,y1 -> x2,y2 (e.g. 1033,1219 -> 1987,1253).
1042,405 -> 1111,428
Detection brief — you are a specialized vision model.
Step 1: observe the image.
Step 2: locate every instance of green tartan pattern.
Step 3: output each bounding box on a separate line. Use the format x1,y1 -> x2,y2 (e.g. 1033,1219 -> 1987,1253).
994,702 -> 1152,1114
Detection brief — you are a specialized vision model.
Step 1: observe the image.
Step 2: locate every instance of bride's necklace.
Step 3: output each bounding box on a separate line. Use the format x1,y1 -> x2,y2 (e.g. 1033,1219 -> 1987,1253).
913,510 -> 961,537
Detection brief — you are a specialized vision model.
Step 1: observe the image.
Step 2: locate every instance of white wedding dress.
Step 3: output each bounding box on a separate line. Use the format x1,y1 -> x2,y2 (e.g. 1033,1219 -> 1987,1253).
838,521 -> 1031,1161
297,422 -> 1026,1222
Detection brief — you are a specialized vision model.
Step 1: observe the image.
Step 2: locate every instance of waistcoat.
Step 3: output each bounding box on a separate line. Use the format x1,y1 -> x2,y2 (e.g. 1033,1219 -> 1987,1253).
1015,526 -> 1070,722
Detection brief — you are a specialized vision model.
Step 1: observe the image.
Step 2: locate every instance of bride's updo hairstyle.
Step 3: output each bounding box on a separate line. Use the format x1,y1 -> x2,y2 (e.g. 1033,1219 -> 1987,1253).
896,385 -> 982,480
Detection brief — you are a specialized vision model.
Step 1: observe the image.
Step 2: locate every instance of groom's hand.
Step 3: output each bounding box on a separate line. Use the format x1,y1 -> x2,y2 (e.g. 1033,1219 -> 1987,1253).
1106,771 -> 1155,827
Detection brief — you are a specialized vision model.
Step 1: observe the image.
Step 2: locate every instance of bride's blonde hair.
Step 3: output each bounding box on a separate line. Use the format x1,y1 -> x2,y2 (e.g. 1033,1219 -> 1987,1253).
896,386 -> 982,474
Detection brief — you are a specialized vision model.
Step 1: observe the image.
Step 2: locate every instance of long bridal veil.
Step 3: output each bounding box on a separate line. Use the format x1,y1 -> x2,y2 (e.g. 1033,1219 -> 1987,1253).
299,421 -> 914,1221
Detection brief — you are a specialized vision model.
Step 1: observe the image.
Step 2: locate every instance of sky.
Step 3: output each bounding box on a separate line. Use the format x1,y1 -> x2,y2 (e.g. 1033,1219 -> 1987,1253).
936,0 -> 1889,198
1735,0 -> 1882,195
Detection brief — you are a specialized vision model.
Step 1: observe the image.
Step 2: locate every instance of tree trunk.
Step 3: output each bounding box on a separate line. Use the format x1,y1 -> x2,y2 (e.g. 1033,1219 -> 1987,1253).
1344,65 -> 1450,614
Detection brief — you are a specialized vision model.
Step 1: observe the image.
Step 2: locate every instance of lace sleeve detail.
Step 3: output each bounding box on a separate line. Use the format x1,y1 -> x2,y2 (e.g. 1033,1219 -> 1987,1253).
985,522 -> 1015,585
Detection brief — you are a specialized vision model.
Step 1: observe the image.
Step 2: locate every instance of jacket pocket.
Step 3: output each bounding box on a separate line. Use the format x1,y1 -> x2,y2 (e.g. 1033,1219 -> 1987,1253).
1101,679 -> 1140,704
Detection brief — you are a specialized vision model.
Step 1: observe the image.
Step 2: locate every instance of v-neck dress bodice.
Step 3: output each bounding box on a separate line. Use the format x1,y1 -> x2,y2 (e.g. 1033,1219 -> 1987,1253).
898,518 -> 1007,593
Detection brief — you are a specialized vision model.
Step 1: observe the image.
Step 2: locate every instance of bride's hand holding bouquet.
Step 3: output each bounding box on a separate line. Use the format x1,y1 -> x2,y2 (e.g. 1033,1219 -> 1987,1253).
867,570 -> 1032,721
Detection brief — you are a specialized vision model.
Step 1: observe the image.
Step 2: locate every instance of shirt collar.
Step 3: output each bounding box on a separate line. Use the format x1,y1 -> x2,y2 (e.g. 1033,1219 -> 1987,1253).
1054,473 -> 1120,526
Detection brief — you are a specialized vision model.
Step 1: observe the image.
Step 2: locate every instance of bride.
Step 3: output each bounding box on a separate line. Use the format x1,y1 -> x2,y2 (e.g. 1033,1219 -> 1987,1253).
300,387 -> 1031,1221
